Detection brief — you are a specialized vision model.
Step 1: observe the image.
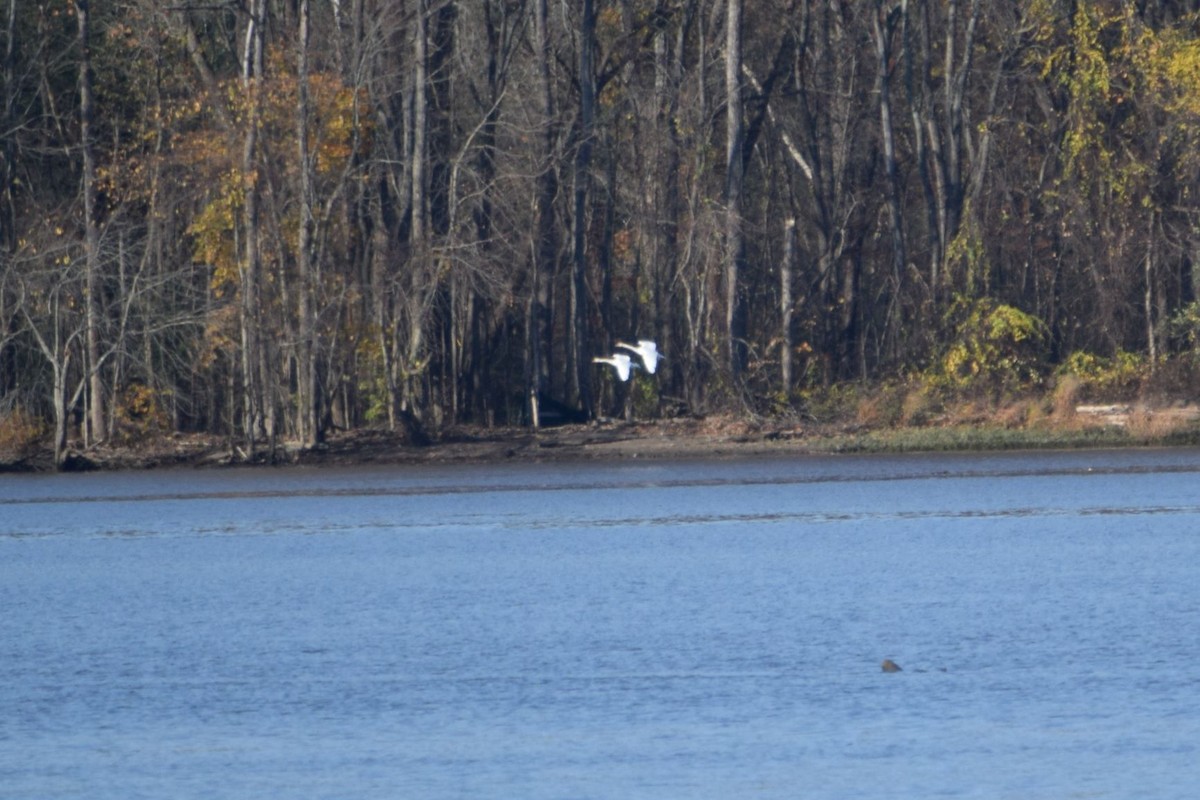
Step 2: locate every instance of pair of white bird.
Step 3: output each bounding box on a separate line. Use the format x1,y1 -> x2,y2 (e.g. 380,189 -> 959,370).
593,339 -> 661,382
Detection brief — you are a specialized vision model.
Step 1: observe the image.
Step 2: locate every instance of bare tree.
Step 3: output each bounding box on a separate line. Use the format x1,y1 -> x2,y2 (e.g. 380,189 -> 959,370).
901,0 -> 983,298
13,238 -> 87,466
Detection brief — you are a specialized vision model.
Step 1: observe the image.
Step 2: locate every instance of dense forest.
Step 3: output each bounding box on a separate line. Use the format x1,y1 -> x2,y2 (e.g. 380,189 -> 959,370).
4,0 -> 1200,465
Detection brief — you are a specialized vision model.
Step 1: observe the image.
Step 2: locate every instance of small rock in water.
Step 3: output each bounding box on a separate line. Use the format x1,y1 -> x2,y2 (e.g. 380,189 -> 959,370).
881,659 -> 902,673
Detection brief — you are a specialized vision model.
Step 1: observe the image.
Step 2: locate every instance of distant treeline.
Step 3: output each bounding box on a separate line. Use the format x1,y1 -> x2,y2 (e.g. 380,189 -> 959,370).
4,1 -> 1200,464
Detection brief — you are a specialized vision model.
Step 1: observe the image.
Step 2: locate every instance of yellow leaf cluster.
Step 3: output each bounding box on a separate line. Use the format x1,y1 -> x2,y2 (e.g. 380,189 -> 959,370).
187,170 -> 244,296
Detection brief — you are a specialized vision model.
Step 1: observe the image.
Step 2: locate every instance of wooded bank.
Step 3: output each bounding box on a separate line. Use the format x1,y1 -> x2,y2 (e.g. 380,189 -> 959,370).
4,1 -> 1200,467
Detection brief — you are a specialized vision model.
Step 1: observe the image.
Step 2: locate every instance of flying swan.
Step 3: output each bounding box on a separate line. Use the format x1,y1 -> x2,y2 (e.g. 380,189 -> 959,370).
615,339 -> 661,374
592,352 -> 638,382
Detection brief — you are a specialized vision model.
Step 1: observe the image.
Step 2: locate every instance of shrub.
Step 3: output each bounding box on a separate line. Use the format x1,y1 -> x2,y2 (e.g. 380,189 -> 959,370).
631,373 -> 661,418
1056,350 -> 1145,401
800,383 -> 862,424
929,296 -> 1048,399
853,383 -> 904,427
114,384 -> 171,442
900,380 -> 942,426
1167,300 -> 1200,357
0,407 -> 46,462
1141,357 -> 1200,401
1050,373 -> 1084,418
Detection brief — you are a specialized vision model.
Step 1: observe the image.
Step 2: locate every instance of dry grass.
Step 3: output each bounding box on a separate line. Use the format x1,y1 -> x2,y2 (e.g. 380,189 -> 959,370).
900,384 -> 939,426
995,400 -> 1032,429
854,387 -> 900,428
0,408 -> 45,464
1050,374 -> 1084,420
1126,406 -> 1200,439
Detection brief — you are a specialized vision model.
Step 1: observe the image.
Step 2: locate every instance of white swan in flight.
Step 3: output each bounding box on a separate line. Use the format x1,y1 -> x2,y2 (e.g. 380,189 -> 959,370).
616,339 -> 661,374
593,352 -> 638,382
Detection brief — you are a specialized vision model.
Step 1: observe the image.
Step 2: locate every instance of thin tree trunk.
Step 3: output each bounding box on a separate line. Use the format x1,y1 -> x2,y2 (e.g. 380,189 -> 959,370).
401,0 -> 430,420
411,0 -> 428,249
53,355 -> 70,465
724,0 -> 745,379
569,0 -> 596,416
905,0 -> 981,297
529,0 -> 556,426
901,0 -> 942,295
942,0 -> 979,248
77,0 -> 104,444
240,0 -> 266,449
1,0 -> 16,256
872,1 -> 906,298
296,0 -> 319,446
1146,210 -> 1157,369
651,17 -> 682,402
781,217 -> 796,393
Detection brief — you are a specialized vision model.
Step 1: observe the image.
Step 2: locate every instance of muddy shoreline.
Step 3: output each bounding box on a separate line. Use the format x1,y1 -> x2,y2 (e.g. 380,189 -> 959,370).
1,417 -> 839,473
5,406 -> 1200,474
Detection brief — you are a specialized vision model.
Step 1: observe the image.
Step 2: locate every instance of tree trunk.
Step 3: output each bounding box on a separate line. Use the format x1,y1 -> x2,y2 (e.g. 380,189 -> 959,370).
1146,210 -> 1157,369
569,0 -> 595,417
651,15 -> 684,402
240,0 -> 266,449
77,0 -> 105,445
1,0 -> 16,257
872,1 -> 906,302
399,0 -> 432,421
296,0 -> 319,446
781,217 -> 796,394
52,358 -> 69,466
904,0 -> 982,297
529,0 -> 557,426
724,0 -> 745,379
411,0 -> 428,249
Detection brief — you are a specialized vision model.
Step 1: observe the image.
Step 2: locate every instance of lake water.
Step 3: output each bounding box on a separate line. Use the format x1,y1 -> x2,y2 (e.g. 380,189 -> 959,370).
3,448 -> 1200,798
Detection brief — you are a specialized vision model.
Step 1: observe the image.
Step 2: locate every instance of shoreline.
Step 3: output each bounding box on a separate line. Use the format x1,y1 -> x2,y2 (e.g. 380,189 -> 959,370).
5,409 -> 1200,474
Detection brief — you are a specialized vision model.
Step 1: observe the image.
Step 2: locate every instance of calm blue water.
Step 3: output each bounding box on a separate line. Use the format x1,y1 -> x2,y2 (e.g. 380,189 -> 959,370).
3,448 -> 1200,798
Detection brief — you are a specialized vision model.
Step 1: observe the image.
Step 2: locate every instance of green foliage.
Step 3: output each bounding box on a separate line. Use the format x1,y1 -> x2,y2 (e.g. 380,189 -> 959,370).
929,297 -> 1048,397
944,200 -> 988,295
355,331 -> 391,425
1132,14 -> 1200,175
1031,1 -> 1123,186
1056,349 -> 1145,399
1167,301 -> 1200,356
630,373 -> 660,418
